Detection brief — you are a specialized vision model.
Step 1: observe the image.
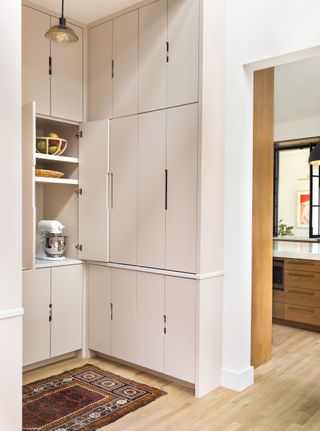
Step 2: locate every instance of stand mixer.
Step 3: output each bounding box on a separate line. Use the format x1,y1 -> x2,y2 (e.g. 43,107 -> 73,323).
36,220 -> 68,261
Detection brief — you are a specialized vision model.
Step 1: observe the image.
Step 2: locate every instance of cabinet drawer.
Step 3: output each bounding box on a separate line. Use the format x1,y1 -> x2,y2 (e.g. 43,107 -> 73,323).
284,304 -> 320,326
285,259 -> 320,273
273,301 -> 284,319
284,270 -> 320,290
285,286 -> 320,308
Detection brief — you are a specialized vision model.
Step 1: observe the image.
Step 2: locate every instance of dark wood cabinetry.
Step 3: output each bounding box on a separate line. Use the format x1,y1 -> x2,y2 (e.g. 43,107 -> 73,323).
273,258 -> 320,330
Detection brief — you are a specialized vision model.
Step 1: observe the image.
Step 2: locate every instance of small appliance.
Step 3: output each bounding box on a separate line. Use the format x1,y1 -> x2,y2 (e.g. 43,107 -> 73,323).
36,220 -> 68,261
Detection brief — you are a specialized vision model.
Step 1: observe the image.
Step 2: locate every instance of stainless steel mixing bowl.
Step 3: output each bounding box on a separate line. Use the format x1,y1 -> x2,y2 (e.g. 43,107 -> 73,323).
43,234 -> 67,257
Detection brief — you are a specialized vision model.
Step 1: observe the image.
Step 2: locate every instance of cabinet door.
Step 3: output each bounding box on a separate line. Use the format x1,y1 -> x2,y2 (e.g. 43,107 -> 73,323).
167,0 -> 199,107
109,116 -> 138,265
88,265 -> 112,355
113,10 -> 138,117
165,277 -> 196,383
51,18 -> 83,121
22,103 -> 36,270
166,104 -> 198,272
89,21 -> 113,120
79,120 -> 109,262
51,265 -> 83,357
138,0 -> 167,112
22,6 -> 50,115
111,269 -> 136,363
137,111 -> 166,268
23,269 -> 51,366
136,273 -> 165,372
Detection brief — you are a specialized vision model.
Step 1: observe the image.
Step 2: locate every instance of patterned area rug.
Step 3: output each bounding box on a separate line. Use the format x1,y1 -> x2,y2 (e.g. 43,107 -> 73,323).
23,364 -> 166,431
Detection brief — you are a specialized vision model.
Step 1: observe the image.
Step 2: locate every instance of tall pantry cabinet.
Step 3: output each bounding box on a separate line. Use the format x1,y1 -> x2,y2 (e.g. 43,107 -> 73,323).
87,0 -> 225,397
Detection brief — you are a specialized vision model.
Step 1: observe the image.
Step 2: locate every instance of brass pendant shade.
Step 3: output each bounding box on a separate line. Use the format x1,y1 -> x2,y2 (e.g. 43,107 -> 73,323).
45,0 -> 79,44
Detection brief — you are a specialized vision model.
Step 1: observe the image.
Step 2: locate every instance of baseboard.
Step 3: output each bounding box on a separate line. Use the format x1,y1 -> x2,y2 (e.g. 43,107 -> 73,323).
221,366 -> 254,392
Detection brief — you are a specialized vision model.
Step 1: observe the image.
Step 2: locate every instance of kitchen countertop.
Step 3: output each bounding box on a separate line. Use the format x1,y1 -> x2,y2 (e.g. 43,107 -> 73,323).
273,240 -> 320,260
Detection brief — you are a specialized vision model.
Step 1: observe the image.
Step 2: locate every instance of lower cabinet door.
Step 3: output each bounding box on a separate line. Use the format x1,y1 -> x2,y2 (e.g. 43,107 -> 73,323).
164,277 -> 196,383
136,272 -> 165,372
88,265 -> 112,355
23,268 -> 51,366
111,269 -> 137,363
51,265 -> 83,358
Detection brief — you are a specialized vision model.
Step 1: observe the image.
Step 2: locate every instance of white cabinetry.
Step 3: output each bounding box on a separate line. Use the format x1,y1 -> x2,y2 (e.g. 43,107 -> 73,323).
22,6 -> 50,116
51,265 -> 83,357
137,110 -> 166,268
78,120 -> 109,262
88,265 -> 196,383
109,116 -> 138,265
113,10 -> 138,117
50,18 -> 83,122
23,268 -> 51,366
166,104 -> 198,273
138,0 -> 167,113
23,265 -> 83,367
167,0 -> 200,107
89,21 -> 113,121
22,5 -> 83,122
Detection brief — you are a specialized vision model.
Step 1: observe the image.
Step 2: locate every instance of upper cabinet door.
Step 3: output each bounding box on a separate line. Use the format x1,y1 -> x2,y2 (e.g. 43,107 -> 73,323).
166,104 -> 198,273
137,110 -> 166,268
113,10 -> 138,118
22,6 -> 50,116
109,116 -> 138,265
79,120 -> 109,262
22,103 -> 36,270
51,265 -> 83,358
89,21 -> 113,121
51,18 -> 83,122
167,0 -> 200,107
138,0 -> 167,113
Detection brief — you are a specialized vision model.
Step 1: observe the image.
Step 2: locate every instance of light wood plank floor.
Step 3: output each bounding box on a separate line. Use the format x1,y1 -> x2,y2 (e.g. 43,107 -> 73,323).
24,324 -> 320,431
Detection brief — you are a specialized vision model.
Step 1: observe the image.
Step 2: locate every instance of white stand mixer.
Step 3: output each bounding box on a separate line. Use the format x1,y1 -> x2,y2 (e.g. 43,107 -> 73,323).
36,220 -> 68,261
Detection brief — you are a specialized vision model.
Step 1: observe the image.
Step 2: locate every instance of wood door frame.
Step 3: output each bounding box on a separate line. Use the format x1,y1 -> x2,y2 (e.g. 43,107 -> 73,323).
250,49 -> 320,368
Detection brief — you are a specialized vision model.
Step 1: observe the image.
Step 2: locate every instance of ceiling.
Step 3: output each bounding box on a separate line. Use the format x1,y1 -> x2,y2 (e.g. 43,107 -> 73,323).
28,0 -> 140,24
275,56 -> 320,124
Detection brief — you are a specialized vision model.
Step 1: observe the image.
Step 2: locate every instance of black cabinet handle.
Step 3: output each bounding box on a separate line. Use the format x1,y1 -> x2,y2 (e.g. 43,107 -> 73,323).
165,170 -> 168,210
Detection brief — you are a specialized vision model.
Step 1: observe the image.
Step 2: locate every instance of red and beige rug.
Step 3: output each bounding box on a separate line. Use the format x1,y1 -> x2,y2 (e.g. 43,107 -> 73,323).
23,364 -> 166,431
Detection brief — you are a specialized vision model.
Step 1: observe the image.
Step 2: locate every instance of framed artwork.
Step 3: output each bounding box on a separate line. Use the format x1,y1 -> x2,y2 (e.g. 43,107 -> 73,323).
296,190 -> 310,228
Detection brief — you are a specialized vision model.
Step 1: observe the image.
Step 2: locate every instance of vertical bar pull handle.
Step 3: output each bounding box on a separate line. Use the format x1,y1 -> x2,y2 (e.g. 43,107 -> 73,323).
110,303 -> 113,320
112,60 -> 115,78
163,314 -> 167,334
110,173 -> 114,209
49,56 -> 52,75
165,170 -> 168,210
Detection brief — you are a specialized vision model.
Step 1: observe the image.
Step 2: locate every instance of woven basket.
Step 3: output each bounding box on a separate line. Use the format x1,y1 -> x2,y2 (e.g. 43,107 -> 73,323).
35,169 -> 64,178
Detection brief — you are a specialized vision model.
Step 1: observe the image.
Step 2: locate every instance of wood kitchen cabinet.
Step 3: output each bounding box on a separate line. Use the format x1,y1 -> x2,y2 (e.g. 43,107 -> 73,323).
23,265 -> 83,367
113,10 -> 139,118
22,5 -> 84,122
22,6 -> 51,116
89,21 -> 113,121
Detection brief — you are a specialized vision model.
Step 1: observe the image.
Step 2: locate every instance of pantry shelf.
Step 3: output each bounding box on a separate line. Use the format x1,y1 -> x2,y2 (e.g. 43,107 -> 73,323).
35,177 -> 79,185
35,154 -> 79,164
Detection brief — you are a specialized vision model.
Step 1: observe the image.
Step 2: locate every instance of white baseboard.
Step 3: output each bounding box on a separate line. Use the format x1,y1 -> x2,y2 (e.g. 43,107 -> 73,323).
221,366 -> 254,392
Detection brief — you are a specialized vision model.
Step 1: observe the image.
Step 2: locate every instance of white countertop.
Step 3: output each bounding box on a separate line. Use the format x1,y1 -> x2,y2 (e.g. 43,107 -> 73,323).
273,240 -> 320,260
35,258 -> 82,269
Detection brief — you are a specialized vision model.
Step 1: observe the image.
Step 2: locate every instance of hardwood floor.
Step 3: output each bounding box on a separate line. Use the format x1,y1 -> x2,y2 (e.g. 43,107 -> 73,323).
23,324 -> 320,430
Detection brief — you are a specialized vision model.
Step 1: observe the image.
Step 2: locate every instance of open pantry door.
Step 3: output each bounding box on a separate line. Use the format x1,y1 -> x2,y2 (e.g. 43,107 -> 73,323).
78,120 -> 109,261
22,102 -> 36,269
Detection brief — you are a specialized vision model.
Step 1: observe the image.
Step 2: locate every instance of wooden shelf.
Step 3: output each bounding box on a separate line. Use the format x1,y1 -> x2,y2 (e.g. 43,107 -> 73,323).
35,177 -> 79,185
35,154 -> 79,164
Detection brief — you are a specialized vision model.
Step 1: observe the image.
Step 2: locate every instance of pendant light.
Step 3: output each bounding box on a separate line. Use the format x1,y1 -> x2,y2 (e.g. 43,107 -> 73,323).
308,144 -> 320,166
45,0 -> 79,44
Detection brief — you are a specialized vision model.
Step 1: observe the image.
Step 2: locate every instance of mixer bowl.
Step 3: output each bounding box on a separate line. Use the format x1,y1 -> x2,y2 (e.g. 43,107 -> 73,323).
43,234 -> 67,257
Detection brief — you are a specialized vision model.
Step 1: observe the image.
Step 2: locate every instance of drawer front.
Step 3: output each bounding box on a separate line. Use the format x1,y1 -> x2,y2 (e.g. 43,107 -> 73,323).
285,259 -> 320,273
284,304 -> 320,326
285,286 -> 320,308
273,289 -> 285,303
285,270 -> 320,291
273,301 -> 285,319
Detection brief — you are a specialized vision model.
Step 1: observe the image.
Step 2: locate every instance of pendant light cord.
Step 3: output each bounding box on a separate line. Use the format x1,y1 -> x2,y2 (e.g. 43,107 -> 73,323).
61,0 -> 64,19
59,0 -> 66,27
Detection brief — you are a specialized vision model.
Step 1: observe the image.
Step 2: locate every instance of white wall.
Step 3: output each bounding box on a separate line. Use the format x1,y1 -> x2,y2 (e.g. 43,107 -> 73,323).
0,0 -> 22,429
223,0 -> 320,391
278,149 -> 310,237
